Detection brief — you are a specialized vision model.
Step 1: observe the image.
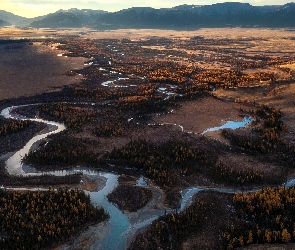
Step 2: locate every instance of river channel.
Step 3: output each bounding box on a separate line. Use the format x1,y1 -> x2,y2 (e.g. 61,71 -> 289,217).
1,105 -> 294,249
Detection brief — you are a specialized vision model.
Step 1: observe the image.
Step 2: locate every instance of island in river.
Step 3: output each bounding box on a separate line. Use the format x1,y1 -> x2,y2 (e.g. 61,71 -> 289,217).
0,27 -> 295,249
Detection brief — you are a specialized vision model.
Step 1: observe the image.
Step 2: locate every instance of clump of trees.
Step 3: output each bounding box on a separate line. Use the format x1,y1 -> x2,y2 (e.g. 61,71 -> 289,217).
72,82 -> 157,101
0,119 -> 46,155
23,135 -> 98,170
222,186 -> 295,248
223,104 -> 295,168
129,186 -> 295,249
40,103 -> 99,131
107,185 -> 152,212
0,188 -> 108,250
114,96 -> 177,117
106,139 -> 217,190
105,137 -> 277,203
222,129 -> 268,155
93,108 -> 127,137
212,161 -> 264,185
129,191 -> 232,250
94,123 -> 124,137
254,104 -> 288,144
129,198 -> 213,249
40,103 -> 131,137
0,119 -> 32,136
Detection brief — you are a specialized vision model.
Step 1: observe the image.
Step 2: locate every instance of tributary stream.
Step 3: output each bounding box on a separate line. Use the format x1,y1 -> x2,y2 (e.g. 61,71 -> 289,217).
1,105 -> 294,249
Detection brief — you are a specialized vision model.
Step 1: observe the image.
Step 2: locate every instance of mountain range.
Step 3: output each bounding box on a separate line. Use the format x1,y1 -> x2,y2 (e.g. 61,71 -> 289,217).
1,2 -> 295,29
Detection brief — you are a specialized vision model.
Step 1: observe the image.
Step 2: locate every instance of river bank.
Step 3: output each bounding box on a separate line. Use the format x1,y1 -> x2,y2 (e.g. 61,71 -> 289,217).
1,27 -> 295,249
1,98 -> 295,249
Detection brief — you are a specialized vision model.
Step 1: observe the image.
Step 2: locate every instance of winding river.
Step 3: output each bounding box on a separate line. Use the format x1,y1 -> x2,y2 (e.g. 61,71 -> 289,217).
1,105 -> 294,249
1,105 -> 131,249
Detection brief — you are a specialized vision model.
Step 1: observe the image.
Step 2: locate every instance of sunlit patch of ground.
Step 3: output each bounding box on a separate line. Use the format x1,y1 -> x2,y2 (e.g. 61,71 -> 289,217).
280,63 -> 295,70
1,27 -> 295,40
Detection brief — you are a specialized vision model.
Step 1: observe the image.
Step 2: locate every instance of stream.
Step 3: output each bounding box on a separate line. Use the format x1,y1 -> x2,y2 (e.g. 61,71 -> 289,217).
1,105 -> 295,249
1,105 -> 131,250
87,173 -> 130,250
202,116 -> 252,134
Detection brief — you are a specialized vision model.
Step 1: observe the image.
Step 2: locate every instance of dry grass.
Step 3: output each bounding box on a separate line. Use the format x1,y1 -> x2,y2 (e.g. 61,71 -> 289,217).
214,82 -> 295,137
0,41 -> 84,100
152,96 -> 246,134
1,27 -> 295,40
280,63 -> 295,70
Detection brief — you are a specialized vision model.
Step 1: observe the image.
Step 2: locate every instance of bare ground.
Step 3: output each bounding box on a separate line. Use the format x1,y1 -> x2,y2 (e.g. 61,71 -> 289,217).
57,221 -> 110,250
79,174 -> 107,192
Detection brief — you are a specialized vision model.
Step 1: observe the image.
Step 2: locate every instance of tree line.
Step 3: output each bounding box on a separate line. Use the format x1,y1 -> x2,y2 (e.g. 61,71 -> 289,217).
0,119 -> 32,137
128,191 -> 227,250
222,186 -> 295,248
107,185 -> 152,212
223,104 -> 295,168
106,139 -> 217,190
23,135 -> 98,170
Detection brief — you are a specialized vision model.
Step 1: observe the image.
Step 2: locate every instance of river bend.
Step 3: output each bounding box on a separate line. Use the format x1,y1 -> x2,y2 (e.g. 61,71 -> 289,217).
1,105 -> 295,249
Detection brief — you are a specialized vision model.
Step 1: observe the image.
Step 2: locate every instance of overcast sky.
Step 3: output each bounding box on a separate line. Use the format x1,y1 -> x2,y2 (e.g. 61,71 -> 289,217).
1,0 -> 293,18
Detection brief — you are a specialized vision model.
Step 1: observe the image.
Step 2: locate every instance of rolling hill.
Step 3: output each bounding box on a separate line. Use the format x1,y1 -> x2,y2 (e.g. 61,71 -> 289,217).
0,2 -> 295,29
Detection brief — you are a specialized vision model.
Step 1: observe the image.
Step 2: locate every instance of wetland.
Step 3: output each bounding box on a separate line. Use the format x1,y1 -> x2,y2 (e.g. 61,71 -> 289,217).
1,27 -> 295,249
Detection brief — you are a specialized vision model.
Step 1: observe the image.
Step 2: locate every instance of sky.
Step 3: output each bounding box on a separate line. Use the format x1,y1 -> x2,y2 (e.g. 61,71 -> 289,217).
0,0 -> 293,18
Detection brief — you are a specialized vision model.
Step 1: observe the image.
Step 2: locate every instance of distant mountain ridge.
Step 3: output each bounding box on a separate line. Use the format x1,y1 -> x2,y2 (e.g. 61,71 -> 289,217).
1,2 -> 295,29
29,9 -> 108,28
93,2 -> 295,29
0,10 -> 26,25
0,20 -> 11,27
0,10 -> 46,27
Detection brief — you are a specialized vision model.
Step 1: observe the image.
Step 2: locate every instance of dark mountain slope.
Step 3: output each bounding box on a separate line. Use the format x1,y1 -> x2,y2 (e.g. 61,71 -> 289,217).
0,10 -> 26,25
0,20 -> 11,27
93,2 -> 295,29
1,2 -> 295,29
29,9 -> 107,28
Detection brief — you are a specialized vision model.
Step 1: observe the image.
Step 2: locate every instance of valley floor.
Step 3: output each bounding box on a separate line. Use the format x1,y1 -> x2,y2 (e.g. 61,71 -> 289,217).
1,27 -> 295,249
